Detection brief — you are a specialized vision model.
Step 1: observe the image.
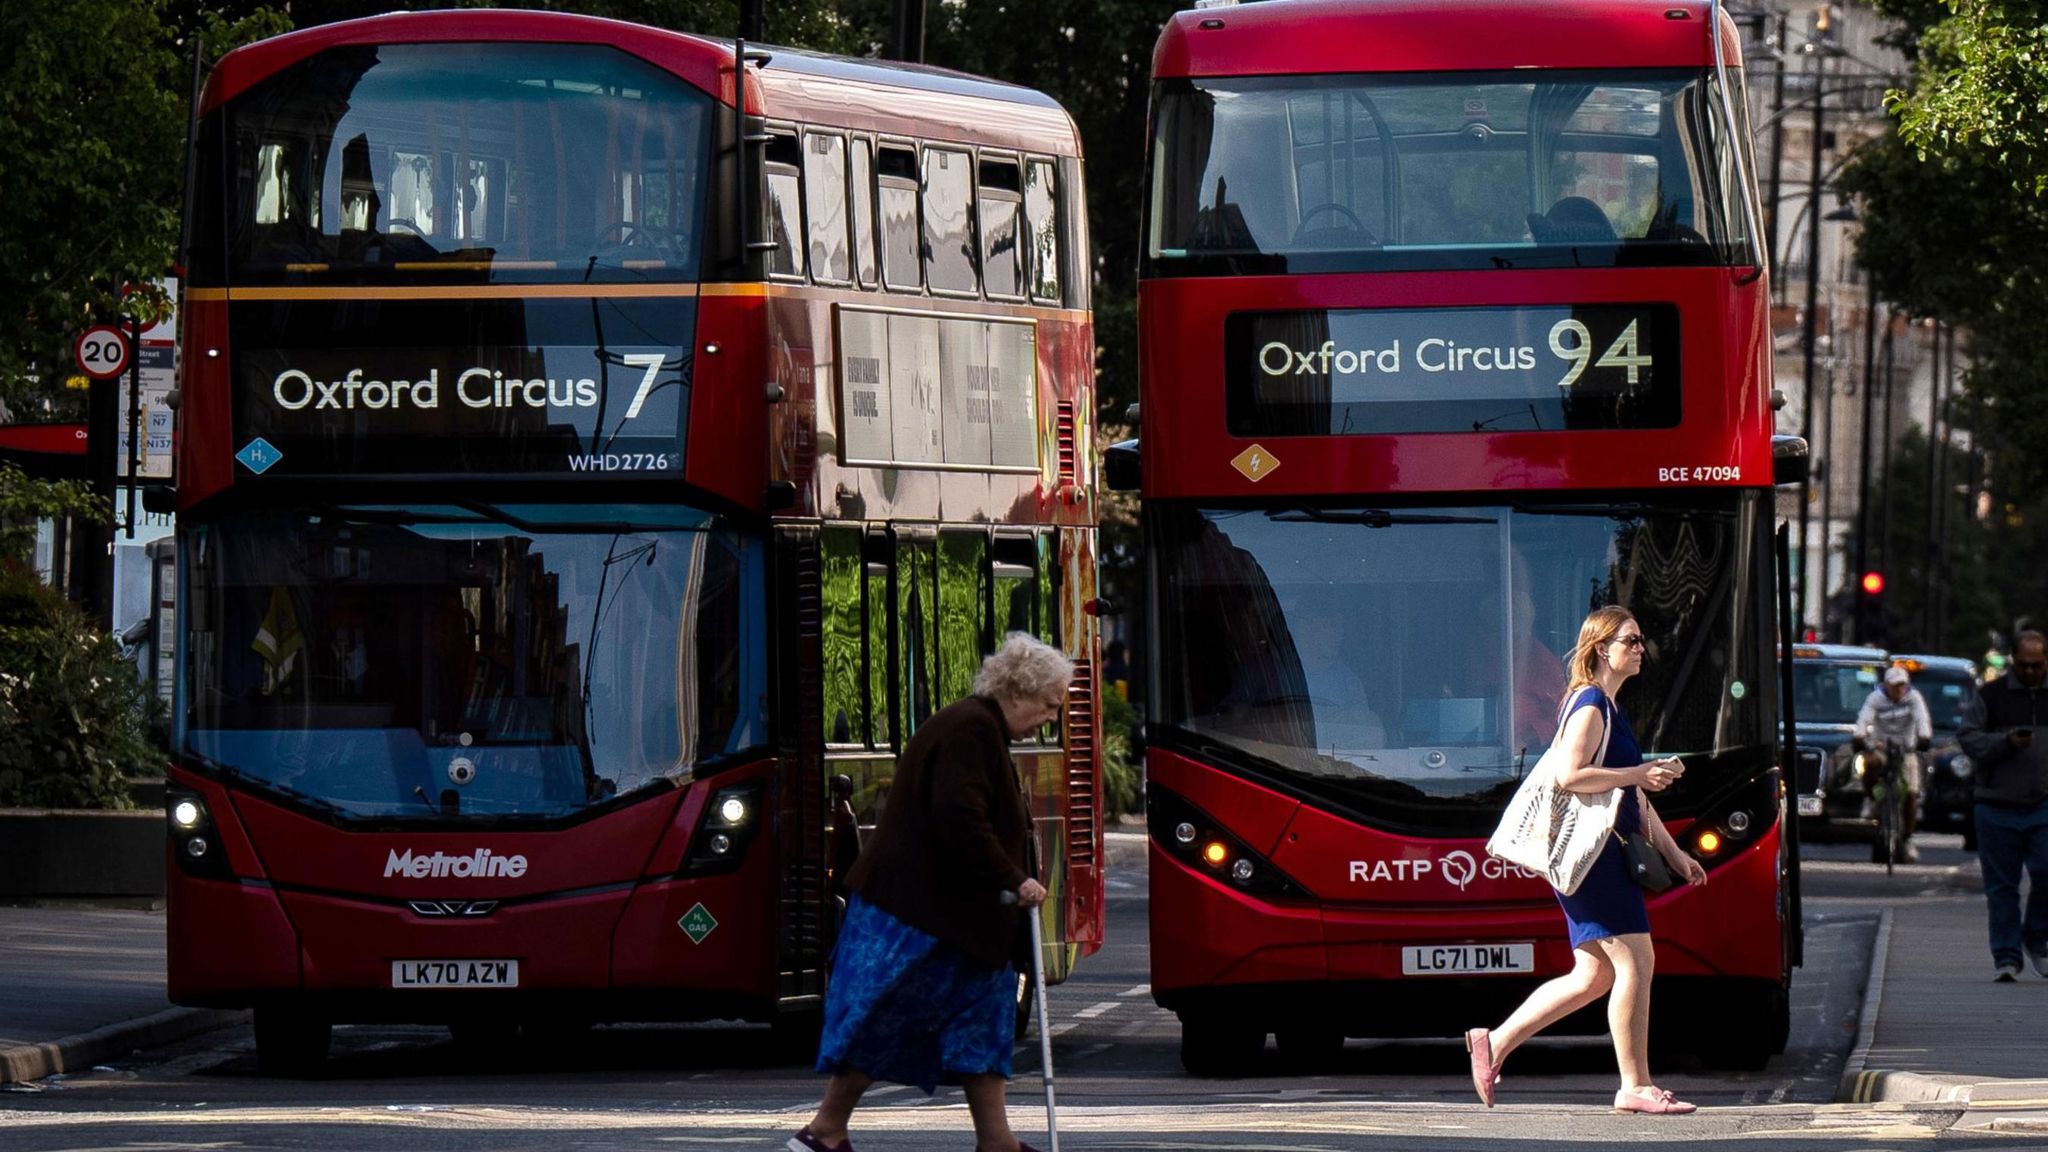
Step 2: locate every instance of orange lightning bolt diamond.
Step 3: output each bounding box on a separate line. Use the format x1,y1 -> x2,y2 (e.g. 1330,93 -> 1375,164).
1230,443 -> 1280,482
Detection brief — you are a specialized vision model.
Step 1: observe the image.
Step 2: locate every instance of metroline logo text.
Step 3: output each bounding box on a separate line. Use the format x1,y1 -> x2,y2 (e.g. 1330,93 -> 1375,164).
384,848 -> 528,880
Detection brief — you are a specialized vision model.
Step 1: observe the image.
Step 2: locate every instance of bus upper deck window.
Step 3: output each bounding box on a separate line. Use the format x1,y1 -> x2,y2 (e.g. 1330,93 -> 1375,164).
804,132 -> 851,285
764,132 -> 806,281
1024,160 -> 1060,303
877,144 -> 921,292
923,146 -> 977,296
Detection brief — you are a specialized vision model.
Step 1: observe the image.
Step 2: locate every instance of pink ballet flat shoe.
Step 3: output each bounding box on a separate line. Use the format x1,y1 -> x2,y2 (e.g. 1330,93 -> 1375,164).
1464,1027 -> 1500,1107
1613,1086 -> 1696,1115
789,1128 -> 853,1152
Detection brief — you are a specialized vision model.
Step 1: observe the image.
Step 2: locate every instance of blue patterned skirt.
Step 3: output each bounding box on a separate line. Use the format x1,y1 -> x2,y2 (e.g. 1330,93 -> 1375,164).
815,894 -> 1016,1093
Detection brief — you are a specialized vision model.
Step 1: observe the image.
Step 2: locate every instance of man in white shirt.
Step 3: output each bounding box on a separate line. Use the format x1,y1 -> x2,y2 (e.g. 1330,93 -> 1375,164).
1856,665 -> 1934,863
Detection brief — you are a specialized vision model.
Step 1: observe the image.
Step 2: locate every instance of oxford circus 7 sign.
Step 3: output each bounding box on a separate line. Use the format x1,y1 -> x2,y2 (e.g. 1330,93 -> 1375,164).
76,326 -> 131,380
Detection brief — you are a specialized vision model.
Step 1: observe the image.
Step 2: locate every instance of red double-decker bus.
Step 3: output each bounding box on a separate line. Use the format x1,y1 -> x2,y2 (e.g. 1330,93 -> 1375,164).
1126,0 -> 1800,1074
168,10 -> 1103,1073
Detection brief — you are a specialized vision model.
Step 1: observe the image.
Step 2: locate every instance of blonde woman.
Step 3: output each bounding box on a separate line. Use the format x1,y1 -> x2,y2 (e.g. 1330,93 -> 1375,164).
1465,606 -> 1707,1115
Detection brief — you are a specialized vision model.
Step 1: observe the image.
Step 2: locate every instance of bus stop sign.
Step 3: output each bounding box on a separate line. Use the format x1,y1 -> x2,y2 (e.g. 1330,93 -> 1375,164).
75,325 -> 131,380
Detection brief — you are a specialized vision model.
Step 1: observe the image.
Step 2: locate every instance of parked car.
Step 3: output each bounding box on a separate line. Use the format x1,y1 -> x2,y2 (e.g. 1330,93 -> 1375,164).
1889,654 -> 1981,849
1789,643 -> 1890,842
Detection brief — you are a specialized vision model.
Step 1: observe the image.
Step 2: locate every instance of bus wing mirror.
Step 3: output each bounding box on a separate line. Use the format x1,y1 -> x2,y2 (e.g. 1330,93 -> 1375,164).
141,486 -> 178,515
1772,435 -> 1809,487
1103,439 -> 1140,492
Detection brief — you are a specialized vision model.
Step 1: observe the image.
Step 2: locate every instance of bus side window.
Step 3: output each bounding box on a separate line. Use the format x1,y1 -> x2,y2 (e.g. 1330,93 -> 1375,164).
877,144 -> 921,292
922,145 -> 977,296
850,137 -> 879,289
821,525 -> 868,747
763,131 -> 805,281
804,131 -> 851,285
1036,530 -> 1063,743
978,157 -> 1026,301
895,531 -> 938,740
864,532 -> 892,748
1024,159 -> 1061,304
992,534 -> 1039,722
937,530 -> 990,708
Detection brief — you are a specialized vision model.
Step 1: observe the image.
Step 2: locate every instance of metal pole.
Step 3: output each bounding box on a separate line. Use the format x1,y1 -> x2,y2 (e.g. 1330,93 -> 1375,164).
1796,50 -> 1827,634
1853,265 -> 1877,641
739,0 -> 764,42
1934,332 -> 1956,647
890,0 -> 928,63
1766,11 -> 1790,296
1922,323 -> 1942,647
1818,308 -> 1838,635
1878,316 -> 1894,577
124,314 -> 142,541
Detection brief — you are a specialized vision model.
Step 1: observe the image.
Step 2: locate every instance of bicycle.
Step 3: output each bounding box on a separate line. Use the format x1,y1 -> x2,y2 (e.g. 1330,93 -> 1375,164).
1860,738 -> 1911,876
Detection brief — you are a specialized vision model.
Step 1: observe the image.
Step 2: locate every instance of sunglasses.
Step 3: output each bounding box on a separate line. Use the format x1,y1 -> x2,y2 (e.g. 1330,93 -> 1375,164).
1612,634 -> 1647,650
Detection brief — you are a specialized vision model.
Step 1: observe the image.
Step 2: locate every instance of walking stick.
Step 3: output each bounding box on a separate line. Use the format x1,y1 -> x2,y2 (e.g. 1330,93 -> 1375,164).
1002,889 -> 1060,1152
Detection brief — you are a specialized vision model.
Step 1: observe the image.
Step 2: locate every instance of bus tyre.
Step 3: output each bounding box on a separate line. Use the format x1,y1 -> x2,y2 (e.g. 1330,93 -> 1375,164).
1273,1023 -> 1344,1071
1178,1011 -> 1264,1077
769,1009 -> 824,1064
253,1008 -> 330,1077
448,1019 -> 519,1051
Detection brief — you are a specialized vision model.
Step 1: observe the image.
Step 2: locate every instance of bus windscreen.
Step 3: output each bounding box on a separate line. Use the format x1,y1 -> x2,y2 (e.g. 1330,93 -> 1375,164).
194,43 -> 713,285
182,503 -> 766,821
1148,69 -> 1754,276
1151,494 -> 1770,833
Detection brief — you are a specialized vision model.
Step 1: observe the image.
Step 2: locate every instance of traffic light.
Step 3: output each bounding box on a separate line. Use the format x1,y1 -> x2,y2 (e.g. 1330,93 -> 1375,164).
1857,571 -> 1887,644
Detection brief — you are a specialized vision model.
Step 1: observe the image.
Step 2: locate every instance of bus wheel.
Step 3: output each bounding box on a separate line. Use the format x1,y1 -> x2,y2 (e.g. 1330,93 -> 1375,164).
253,1008 -> 330,1077
1274,1024 -> 1344,1071
769,1009 -> 824,1064
1178,1011 -> 1264,1077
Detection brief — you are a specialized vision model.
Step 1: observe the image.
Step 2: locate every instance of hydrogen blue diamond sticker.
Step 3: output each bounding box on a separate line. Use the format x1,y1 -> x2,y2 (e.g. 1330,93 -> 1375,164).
235,438 -> 282,474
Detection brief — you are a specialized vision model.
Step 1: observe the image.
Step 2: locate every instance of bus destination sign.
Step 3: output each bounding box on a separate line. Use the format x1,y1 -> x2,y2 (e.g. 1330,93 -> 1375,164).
232,343 -> 687,477
1225,304 -> 1680,437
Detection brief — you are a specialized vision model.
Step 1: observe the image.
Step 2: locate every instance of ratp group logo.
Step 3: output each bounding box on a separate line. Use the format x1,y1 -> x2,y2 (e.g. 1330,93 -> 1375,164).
1439,849 -> 1479,892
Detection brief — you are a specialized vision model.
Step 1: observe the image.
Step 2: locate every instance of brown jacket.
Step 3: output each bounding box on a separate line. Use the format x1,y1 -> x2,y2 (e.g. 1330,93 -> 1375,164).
846,695 -> 1032,970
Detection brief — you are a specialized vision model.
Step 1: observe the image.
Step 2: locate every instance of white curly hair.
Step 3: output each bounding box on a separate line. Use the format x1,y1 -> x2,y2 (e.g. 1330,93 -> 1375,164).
973,631 -> 1077,704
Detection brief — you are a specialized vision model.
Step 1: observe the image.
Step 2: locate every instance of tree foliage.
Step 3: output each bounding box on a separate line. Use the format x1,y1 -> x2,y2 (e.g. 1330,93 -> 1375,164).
1,1 -> 288,420
1890,0 -> 2048,193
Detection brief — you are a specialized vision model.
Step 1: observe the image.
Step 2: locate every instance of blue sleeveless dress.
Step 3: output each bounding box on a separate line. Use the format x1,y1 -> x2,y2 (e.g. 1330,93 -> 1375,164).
1554,686 -> 1652,948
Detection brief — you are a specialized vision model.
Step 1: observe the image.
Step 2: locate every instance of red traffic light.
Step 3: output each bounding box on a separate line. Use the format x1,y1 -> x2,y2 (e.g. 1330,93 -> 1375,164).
1861,571 -> 1885,596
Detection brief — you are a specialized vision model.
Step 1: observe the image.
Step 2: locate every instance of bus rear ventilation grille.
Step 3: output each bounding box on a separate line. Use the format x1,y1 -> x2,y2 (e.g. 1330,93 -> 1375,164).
1063,660 -> 1097,867
1056,401 -> 1077,484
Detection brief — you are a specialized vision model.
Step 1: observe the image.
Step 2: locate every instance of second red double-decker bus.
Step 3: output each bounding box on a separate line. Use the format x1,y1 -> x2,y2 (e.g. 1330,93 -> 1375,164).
168,10 -> 1103,1072
1126,0 -> 1799,1074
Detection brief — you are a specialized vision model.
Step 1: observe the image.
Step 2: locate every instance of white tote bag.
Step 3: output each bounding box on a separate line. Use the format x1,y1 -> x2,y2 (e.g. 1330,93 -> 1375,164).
1485,690 -> 1623,896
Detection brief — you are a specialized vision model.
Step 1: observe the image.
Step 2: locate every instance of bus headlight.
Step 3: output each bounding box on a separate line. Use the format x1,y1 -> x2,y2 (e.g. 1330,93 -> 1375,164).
718,796 -> 750,825
165,784 -> 231,879
172,800 -> 204,830
1148,786 -> 1306,900
682,780 -> 765,876
1949,755 -> 1974,779
1726,810 -> 1752,838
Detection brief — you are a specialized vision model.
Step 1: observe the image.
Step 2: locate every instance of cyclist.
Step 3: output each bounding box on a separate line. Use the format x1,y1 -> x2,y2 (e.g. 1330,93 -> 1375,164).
1856,665 -> 1934,863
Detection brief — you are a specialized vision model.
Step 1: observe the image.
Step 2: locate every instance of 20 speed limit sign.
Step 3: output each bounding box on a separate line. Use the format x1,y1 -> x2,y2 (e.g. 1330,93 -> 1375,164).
75,325 -> 131,379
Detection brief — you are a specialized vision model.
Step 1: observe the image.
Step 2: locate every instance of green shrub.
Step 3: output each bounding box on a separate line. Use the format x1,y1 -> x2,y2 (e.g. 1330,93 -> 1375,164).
1100,686 -> 1144,817
0,562 -> 160,809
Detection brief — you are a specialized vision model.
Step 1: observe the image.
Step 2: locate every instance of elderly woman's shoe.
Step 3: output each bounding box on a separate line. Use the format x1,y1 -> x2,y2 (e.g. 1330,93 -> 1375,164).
789,1127 -> 853,1151
1464,1027 -> 1499,1107
1612,1086 -> 1696,1115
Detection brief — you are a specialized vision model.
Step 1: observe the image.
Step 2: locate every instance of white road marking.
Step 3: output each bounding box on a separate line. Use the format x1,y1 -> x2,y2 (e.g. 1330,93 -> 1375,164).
1118,983 -> 1151,997
1074,1001 -> 1120,1019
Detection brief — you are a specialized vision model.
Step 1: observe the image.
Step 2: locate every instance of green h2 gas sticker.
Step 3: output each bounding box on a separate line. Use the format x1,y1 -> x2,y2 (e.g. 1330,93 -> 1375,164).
677,903 -> 718,945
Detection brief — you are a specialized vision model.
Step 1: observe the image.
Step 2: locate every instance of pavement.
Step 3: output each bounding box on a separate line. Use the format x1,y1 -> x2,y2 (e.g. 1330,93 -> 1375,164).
4,832 -> 2045,1127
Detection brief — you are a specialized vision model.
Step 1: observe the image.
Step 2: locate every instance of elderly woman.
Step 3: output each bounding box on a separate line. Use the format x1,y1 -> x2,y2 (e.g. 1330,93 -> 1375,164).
790,632 -> 1075,1152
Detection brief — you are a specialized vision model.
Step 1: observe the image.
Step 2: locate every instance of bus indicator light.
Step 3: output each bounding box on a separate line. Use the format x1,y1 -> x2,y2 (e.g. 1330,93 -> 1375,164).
1695,830 -> 1723,855
1203,841 -> 1229,867
1861,571 -> 1885,596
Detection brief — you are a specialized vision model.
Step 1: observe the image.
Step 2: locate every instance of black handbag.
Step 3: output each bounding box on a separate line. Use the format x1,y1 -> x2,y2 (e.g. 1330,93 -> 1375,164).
1619,832 -> 1675,893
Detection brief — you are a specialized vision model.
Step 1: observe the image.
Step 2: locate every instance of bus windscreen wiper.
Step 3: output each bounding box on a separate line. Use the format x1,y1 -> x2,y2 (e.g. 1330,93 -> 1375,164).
1270,507 -> 1497,527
